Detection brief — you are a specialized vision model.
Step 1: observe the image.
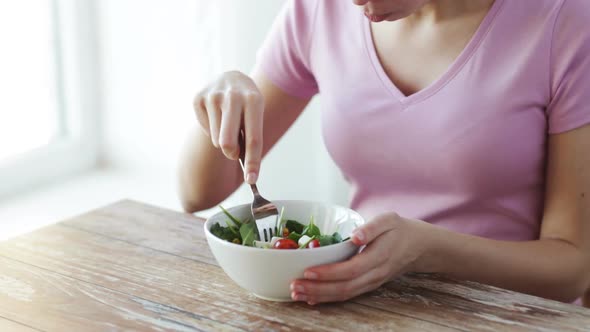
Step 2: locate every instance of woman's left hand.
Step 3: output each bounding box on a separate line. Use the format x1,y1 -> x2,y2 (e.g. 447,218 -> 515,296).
290,212 -> 430,305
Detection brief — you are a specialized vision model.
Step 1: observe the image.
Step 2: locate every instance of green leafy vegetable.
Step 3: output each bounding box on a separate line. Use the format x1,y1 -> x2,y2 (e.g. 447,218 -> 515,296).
302,215 -> 320,237
211,222 -> 241,243
211,206 -> 347,249
318,235 -> 334,246
332,232 -> 343,243
288,231 -> 302,243
286,219 -> 304,234
219,205 -> 242,228
319,232 -> 343,246
239,219 -> 256,246
275,206 -> 286,237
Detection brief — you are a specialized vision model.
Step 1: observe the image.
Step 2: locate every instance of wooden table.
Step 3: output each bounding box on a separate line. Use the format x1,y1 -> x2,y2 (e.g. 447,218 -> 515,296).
0,200 -> 589,331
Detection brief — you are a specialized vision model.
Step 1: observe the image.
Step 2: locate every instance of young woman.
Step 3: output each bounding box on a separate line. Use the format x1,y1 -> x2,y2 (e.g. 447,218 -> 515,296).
178,0 -> 590,305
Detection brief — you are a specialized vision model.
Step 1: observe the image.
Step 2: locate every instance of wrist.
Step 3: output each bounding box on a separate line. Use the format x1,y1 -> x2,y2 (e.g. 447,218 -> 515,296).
408,219 -> 447,274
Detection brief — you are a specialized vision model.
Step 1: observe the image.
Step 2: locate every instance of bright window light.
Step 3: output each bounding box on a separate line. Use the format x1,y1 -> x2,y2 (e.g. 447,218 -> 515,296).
0,0 -> 61,162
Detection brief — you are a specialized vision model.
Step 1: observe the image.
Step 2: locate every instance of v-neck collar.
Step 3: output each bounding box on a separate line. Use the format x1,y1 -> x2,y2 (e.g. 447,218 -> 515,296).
362,0 -> 505,107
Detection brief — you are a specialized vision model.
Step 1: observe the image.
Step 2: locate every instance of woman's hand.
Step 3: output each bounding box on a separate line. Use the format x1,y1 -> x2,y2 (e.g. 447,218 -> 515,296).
193,71 -> 264,184
290,213 -> 429,305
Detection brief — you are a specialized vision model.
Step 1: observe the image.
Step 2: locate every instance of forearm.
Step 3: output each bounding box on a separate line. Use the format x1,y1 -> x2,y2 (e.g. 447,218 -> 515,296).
177,126 -> 242,213
417,224 -> 590,302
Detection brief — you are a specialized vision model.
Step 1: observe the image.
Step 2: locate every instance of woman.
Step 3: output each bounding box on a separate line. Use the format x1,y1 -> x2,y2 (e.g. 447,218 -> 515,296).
178,0 -> 590,305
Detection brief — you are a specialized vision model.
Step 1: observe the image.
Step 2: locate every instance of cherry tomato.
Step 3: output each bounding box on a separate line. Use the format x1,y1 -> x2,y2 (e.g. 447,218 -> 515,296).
273,238 -> 298,250
307,239 -> 320,249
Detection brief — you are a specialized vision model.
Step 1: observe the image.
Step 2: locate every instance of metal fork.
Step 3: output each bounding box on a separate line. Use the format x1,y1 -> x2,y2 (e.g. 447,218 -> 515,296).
238,130 -> 279,242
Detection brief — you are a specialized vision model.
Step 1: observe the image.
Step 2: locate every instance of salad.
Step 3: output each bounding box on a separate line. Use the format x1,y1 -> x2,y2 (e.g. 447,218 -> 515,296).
210,206 -> 348,249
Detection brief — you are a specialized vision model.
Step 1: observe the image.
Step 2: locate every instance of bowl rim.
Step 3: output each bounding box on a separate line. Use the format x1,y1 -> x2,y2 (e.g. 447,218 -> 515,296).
204,200 -> 364,253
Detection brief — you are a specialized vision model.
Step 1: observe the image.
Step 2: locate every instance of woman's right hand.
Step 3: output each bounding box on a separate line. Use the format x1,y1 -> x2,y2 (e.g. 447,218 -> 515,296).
193,71 -> 265,184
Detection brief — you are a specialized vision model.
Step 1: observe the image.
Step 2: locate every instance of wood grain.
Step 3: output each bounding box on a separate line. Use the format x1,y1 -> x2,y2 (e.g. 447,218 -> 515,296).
0,317 -> 39,332
0,224 -> 456,332
61,200 -> 590,331
0,199 -> 588,331
0,256 -> 239,332
360,274 -> 590,332
61,200 -> 216,265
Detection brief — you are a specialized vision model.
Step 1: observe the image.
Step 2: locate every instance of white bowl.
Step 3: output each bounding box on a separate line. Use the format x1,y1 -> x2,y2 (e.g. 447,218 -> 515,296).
204,200 -> 365,301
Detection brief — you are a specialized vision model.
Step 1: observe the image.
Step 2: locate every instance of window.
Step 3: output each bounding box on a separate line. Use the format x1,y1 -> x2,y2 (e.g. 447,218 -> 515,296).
0,0 -> 62,162
0,0 -> 100,197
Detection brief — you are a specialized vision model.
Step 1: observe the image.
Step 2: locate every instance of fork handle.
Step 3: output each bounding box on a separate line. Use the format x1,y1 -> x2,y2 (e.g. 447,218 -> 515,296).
238,129 -> 260,196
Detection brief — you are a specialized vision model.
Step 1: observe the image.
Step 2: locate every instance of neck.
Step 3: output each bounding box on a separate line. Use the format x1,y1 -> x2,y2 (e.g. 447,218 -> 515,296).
410,0 -> 494,23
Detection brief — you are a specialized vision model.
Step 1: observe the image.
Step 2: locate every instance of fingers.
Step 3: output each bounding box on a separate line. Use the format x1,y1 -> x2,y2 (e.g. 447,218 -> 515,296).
291,252 -> 393,304
205,92 -> 223,148
303,235 -> 389,282
192,72 -> 264,184
243,92 -> 264,184
218,92 -> 242,160
193,95 -> 210,136
351,213 -> 399,245
291,232 -> 398,304
289,213 -> 413,304
291,269 -> 384,304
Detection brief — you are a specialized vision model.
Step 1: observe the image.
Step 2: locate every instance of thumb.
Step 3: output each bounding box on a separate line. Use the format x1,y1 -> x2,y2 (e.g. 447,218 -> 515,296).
351,213 -> 400,245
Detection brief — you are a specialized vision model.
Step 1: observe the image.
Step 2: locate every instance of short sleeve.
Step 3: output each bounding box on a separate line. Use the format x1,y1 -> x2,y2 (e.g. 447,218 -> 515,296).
252,0 -> 319,99
547,0 -> 590,134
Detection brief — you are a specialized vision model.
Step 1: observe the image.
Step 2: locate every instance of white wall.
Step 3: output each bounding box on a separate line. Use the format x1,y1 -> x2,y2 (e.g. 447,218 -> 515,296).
97,0 -> 349,213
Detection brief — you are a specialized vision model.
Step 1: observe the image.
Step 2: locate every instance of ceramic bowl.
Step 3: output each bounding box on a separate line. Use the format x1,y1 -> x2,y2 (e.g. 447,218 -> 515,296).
204,200 -> 365,301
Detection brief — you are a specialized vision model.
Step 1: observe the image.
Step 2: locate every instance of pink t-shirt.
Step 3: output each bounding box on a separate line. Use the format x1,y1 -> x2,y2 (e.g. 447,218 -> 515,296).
254,0 -> 590,241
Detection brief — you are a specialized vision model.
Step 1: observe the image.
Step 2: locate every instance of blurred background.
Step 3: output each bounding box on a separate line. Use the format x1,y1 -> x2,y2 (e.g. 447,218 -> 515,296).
0,0 -> 349,240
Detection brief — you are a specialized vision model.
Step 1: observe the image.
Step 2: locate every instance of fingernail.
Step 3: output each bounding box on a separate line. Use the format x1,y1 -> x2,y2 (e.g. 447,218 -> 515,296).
225,150 -> 238,160
352,230 -> 365,242
294,285 -> 304,293
304,271 -> 318,280
245,172 -> 257,184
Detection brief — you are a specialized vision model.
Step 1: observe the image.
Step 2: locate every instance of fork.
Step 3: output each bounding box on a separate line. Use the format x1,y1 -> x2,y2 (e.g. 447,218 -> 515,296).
238,130 -> 280,242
